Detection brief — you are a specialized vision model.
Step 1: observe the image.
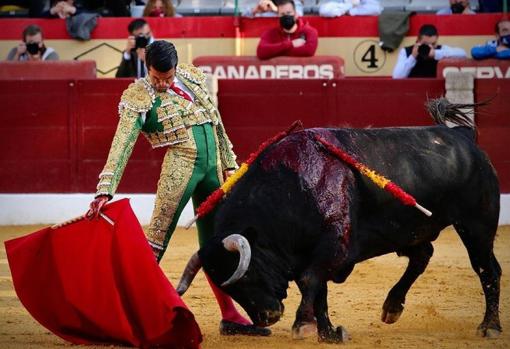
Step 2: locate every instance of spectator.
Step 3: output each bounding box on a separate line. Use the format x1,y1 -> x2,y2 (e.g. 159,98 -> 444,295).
437,0 -> 476,15
392,24 -> 466,79
49,0 -> 78,18
31,0 -> 130,17
142,0 -> 178,17
471,19 -> 510,60
6,24 -> 59,61
256,0 -> 318,60
243,0 -> 304,17
319,0 -> 382,17
116,18 -> 154,78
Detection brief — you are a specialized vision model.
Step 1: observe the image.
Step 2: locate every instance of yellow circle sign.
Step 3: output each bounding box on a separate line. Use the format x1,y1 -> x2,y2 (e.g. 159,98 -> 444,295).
353,40 -> 387,73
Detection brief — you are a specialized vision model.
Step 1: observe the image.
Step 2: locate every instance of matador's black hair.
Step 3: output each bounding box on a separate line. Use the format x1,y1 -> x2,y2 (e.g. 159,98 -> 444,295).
145,40 -> 179,72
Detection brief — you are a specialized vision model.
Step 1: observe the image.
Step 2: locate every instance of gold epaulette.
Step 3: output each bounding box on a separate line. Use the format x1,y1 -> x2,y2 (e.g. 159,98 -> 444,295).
118,79 -> 155,115
177,63 -> 207,85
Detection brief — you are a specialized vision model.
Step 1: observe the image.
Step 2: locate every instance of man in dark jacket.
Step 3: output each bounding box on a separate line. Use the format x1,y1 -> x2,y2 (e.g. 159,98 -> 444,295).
256,0 -> 318,60
392,24 -> 466,78
116,18 -> 154,78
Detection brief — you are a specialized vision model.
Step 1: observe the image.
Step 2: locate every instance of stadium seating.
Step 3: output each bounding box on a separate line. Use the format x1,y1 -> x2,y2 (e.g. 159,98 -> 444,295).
176,0 -> 224,16
169,0 -> 480,16
405,0 -> 479,13
379,0 -> 409,12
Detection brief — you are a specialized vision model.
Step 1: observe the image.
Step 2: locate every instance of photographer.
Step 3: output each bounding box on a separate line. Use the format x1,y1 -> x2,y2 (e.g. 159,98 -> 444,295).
115,18 -> 154,78
6,24 -> 59,61
392,24 -> 466,79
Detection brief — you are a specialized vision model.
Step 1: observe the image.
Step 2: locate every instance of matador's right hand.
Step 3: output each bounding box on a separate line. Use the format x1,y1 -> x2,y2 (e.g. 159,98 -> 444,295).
86,195 -> 109,220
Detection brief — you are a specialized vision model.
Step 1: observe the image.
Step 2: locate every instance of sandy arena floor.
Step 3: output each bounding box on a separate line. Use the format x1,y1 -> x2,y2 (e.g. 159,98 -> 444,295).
0,225 -> 509,349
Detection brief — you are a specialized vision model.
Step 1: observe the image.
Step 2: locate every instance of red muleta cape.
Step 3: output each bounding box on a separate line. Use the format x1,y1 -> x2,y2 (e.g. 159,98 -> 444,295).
5,199 -> 202,349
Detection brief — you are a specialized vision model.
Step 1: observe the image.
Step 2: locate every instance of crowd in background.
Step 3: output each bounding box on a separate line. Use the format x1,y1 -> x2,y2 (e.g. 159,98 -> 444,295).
2,0 -> 509,78
0,0 -> 504,18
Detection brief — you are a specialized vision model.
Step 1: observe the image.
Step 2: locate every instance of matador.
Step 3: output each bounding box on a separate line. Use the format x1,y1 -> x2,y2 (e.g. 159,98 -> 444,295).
88,40 -> 270,336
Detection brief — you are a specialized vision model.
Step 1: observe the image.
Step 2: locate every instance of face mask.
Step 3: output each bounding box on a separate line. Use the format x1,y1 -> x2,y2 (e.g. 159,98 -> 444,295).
500,34 -> 510,46
149,9 -> 164,17
26,42 -> 40,55
279,15 -> 295,31
450,3 -> 465,14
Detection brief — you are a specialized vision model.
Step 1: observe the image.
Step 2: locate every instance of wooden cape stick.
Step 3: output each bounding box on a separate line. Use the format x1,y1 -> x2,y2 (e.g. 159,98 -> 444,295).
50,212 -> 114,229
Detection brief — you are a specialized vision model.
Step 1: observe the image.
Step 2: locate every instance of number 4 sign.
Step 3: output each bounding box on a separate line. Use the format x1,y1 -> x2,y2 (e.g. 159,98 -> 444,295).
354,40 -> 387,73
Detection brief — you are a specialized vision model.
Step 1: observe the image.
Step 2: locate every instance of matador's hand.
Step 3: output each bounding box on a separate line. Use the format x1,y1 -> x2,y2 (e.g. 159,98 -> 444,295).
86,195 -> 109,220
224,169 -> 235,181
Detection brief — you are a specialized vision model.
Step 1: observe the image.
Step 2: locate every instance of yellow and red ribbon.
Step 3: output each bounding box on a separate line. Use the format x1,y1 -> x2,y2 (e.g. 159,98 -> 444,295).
314,135 -> 432,217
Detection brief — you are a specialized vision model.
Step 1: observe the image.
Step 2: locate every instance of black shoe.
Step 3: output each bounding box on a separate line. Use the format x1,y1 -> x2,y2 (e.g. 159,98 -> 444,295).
219,320 -> 272,336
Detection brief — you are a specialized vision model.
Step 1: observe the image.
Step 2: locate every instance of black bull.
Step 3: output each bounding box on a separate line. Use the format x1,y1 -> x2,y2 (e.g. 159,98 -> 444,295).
177,103 -> 502,342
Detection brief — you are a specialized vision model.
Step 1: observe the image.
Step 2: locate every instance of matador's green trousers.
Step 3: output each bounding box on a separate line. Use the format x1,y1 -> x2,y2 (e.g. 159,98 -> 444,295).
145,123 -> 224,262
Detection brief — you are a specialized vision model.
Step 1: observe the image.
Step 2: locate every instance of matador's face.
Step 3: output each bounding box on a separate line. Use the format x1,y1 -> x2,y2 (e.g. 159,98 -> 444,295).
148,66 -> 176,92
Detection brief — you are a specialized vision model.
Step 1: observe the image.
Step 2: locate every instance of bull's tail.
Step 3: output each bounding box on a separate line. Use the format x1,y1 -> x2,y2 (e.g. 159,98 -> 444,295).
426,97 -> 487,129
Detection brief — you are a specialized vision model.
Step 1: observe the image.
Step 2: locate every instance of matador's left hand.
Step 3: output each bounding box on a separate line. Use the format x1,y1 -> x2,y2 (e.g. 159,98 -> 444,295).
224,170 -> 235,181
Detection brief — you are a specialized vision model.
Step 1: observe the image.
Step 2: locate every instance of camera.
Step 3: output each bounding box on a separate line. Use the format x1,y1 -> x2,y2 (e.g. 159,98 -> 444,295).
135,35 -> 149,49
417,44 -> 431,59
26,42 -> 40,55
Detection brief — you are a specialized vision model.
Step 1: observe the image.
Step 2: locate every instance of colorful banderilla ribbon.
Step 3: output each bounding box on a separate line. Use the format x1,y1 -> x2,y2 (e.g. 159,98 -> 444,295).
314,135 -> 432,217
184,121 -> 304,229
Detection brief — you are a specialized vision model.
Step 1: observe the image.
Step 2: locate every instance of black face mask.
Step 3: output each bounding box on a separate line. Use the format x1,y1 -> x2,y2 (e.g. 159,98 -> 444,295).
500,34 -> 510,47
26,42 -> 40,55
279,15 -> 295,31
450,3 -> 465,14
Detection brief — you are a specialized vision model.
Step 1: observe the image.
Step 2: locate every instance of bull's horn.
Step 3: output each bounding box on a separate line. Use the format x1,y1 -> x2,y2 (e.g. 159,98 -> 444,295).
176,252 -> 202,296
221,234 -> 251,287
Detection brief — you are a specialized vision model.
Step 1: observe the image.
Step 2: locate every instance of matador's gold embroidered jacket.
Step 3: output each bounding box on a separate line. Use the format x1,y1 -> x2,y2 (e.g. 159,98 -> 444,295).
96,63 -> 237,197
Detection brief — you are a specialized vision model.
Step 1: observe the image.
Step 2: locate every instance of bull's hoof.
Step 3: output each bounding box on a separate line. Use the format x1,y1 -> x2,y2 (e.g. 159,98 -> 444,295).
381,309 -> 402,324
318,326 -> 350,343
381,298 -> 404,324
477,323 -> 502,339
291,321 -> 317,340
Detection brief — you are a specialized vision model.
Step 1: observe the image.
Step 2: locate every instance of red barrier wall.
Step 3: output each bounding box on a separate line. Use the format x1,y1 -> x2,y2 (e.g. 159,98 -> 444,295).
0,78 -> 508,194
475,79 -> 510,190
0,61 -> 97,79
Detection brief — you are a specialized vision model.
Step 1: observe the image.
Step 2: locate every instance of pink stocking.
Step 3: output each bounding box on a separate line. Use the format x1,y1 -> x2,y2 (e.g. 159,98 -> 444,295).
206,274 -> 251,325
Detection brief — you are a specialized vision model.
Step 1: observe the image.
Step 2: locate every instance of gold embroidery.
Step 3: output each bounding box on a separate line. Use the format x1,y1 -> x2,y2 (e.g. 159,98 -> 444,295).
146,127 -> 197,248
142,128 -> 189,148
177,63 -> 206,85
215,121 -> 238,170
119,80 -> 154,114
96,108 -> 141,197
96,63 -> 237,202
